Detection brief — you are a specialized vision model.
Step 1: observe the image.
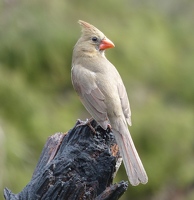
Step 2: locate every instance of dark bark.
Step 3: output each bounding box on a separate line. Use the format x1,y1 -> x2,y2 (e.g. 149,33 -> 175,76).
4,119 -> 128,200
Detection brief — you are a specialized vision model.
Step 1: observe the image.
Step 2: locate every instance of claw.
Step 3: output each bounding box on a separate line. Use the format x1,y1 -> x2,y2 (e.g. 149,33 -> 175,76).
107,124 -> 112,130
76,118 -> 96,133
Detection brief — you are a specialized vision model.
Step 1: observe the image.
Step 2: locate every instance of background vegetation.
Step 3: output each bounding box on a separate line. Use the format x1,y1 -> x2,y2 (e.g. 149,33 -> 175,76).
0,0 -> 194,199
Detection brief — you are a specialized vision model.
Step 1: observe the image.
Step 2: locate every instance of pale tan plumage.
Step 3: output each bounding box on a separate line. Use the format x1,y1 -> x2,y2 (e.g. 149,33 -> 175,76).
71,20 -> 148,186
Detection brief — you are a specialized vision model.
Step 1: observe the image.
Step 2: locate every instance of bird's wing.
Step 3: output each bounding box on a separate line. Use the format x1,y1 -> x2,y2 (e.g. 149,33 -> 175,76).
72,65 -> 109,130
117,82 -> 132,126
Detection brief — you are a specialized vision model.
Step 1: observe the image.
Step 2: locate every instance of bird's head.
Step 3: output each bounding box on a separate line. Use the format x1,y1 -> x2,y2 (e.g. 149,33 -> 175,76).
76,20 -> 115,55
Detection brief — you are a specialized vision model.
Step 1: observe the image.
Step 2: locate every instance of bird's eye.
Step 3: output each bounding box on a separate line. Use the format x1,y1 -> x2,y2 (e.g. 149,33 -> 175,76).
92,37 -> 98,42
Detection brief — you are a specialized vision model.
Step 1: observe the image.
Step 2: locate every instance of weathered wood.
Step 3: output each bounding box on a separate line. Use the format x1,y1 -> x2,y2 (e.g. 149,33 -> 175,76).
4,119 -> 128,200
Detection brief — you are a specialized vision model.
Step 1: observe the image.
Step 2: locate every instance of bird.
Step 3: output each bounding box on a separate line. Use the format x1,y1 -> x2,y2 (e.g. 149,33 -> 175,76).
71,20 -> 148,186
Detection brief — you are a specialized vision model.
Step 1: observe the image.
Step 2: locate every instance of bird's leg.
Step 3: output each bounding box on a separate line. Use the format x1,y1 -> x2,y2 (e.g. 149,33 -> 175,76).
106,124 -> 112,133
76,118 -> 96,133
107,124 -> 112,130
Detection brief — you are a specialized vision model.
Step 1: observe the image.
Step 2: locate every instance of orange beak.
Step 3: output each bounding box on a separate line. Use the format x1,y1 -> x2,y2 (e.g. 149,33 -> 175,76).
99,38 -> 115,50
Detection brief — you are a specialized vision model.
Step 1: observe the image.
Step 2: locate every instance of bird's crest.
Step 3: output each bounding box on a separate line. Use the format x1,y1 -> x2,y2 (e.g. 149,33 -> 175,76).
78,20 -> 104,37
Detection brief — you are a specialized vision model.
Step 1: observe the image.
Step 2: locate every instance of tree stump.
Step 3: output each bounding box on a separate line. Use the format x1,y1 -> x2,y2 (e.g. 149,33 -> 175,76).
4,119 -> 128,200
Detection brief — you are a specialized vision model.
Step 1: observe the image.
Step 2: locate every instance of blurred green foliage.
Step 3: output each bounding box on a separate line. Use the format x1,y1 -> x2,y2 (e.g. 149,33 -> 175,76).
0,0 -> 194,199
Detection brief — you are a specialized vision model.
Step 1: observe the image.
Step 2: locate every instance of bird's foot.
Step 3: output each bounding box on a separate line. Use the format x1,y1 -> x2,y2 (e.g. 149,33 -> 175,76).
107,124 -> 112,130
76,118 -> 96,133
106,124 -> 112,133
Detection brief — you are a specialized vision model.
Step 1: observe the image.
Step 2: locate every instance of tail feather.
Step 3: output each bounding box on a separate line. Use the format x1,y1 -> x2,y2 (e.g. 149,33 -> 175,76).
112,118 -> 148,186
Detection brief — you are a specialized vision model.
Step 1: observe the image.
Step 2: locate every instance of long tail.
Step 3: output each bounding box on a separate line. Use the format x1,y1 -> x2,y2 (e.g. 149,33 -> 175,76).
111,117 -> 148,186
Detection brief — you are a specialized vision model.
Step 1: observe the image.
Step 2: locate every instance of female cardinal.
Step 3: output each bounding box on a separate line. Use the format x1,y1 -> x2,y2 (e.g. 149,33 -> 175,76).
71,20 -> 148,186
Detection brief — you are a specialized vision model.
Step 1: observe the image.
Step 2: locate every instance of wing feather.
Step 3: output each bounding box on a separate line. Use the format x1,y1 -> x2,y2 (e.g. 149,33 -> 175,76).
72,65 -> 109,129
117,82 -> 132,126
